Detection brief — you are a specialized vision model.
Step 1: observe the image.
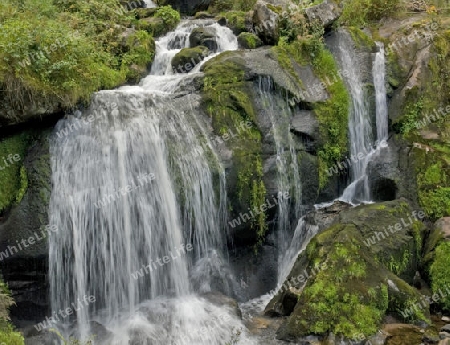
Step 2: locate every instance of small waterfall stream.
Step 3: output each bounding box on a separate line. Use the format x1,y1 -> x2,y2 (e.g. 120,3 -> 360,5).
48,20 -> 257,344
338,40 -> 389,204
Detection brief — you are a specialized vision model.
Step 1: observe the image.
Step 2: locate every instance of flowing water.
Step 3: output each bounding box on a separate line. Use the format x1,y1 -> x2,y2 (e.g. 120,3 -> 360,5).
46,17 -> 390,345
337,39 -> 389,203
254,77 -> 303,285
48,20 -> 257,344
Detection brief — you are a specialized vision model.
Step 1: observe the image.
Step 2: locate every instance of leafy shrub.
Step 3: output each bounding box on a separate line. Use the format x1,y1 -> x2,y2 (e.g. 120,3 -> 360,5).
154,5 -> 180,31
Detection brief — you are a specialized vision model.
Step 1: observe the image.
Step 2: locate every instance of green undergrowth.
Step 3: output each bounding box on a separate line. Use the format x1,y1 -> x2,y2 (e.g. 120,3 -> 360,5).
430,241 -> 450,311
202,53 -> 267,246
0,131 -> 32,215
0,0 -> 169,111
0,281 -> 24,345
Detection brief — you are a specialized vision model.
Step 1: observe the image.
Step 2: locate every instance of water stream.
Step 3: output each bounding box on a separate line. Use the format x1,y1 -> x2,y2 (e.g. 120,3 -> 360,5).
48,20 -> 257,344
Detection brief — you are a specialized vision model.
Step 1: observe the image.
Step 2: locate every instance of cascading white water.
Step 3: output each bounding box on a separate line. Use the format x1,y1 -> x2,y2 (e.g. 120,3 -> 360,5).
255,77 -> 302,285
373,42 -> 389,143
48,20 -> 256,345
143,0 -> 156,8
337,40 -> 374,203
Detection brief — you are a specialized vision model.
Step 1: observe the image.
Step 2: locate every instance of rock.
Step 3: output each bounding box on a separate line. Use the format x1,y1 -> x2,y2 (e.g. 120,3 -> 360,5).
367,331 -> 389,345
442,325 -> 450,333
189,27 -> 218,51
237,32 -> 263,49
443,316 -> 450,322
267,200 -> 428,342
87,321 -> 113,342
304,0 -> 342,28
0,131 -> 53,320
382,324 -> 424,344
252,1 -> 279,45
290,110 -> 320,143
413,271 -> 422,289
423,327 -> 441,344
435,218 -> 450,240
194,11 -> 215,19
134,7 -> 157,19
157,0 -> 211,15
171,46 -> 209,73
440,332 -> 450,339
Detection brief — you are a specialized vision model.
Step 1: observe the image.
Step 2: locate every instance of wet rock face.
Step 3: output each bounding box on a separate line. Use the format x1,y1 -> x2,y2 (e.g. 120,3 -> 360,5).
189,27 -> 218,51
252,1 -> 280,45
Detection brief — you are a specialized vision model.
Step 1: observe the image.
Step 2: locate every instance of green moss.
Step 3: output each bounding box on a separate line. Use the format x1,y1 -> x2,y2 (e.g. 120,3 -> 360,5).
154,5 -> 180,32
0,132 -> 32,214
237,32 -> 262,49
171,46 -> 208,72
220,11 -> 247,34
430,242 -> 450,311
348,27 -> 376,49
202,53 -> 266,244
339,0 -> 402,26
0,280 -> 24,344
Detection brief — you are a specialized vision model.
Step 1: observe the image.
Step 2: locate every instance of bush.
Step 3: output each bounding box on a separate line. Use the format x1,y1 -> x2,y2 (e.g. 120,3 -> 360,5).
154,5 -> 180,31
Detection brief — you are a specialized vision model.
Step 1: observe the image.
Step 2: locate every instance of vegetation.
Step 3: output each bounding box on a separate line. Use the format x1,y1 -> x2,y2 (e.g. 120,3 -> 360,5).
208,0 -> 257,13
339,0 -> 402,26
0,281 -> 24,345
430,242 -> 450,311
0,0 -> 172,110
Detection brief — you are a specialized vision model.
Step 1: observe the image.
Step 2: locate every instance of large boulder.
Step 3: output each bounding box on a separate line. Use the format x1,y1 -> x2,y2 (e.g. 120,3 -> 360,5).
304,0 -> 342,28
252,1 -> 280,45
189,27 -> 218,51
237,32 -> 263,49
265,200 -> 429,342
171,46 -> 209,73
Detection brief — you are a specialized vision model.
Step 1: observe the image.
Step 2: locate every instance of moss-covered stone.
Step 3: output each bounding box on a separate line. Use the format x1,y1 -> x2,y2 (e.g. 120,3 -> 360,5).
237,32 -> 263,49
202,52 -> 267,246
267,200 -> 430,341
171,46 -> 209,73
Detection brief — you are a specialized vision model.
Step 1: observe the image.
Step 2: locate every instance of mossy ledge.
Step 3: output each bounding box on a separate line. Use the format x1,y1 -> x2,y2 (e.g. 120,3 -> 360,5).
202,52 -> 267,246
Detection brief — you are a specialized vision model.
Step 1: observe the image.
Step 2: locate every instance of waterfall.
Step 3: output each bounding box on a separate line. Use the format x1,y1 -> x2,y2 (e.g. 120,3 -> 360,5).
373,42 -> 389,143
337,37 -> 389,204
48,20 -> 256,344
255,77 -> 302,285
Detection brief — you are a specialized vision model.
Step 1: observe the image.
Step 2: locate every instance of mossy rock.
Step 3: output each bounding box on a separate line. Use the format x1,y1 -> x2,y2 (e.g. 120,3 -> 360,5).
237,32 -> 262,49
171,46 -> 209,73
266,200 -> 430,341
219,11 -> 248,35
134,7 -> 158,19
